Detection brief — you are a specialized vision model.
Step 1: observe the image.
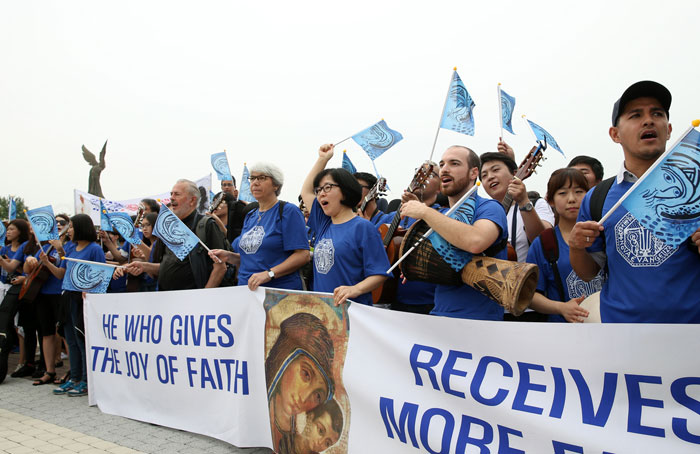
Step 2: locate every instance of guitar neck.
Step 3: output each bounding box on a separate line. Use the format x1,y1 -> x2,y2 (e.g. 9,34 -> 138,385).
501,193 -> 515,212
382,208 -> 403,247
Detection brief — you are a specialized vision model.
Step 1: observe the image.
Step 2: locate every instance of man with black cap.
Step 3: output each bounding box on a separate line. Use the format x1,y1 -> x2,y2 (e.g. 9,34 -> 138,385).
570,81 -> 700,323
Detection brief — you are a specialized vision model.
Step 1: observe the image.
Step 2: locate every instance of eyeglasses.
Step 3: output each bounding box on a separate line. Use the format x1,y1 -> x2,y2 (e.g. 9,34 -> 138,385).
221,182 -> 234,187
56,220 -> 68,226
314,183 -> 340,195
248,175 -> 269,182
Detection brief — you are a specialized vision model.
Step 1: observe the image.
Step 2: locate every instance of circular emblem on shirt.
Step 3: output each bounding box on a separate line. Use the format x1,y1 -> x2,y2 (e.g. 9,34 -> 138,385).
614,212 -> 676,267
314,239 -> 335,275
566,269 -> 604,298
239,226 -> 265,255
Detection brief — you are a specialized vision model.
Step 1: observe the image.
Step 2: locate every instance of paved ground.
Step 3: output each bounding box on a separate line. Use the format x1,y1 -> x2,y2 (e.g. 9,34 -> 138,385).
1,353 -> 273,454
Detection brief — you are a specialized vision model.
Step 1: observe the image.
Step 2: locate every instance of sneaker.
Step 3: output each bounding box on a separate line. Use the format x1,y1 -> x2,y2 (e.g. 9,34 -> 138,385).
53,379 -> 76,395
67,381 -> 88,397
11,363 -> 35,378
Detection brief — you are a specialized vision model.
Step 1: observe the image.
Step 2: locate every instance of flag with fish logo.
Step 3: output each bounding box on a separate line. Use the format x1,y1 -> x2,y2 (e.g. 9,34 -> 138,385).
621,126 -> 700,248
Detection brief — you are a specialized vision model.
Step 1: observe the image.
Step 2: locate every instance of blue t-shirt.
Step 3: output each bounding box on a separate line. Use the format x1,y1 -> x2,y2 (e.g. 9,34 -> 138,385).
32,246 -> 65,295
432,194 -> 508,320
1,244 -> 21,283
527,226 -> 605,322
108,242 -> 129,293
233,201 -> 309,290
61,242 -> 106,291
12,241 -> 30,266
308,199 -> 391,306
370,210 -> 395,227
578,180 -> 700,323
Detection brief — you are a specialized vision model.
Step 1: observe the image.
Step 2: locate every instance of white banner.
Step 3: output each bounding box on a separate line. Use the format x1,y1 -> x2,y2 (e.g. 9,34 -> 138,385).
85,286 -> 271,448
85,288 -> 700,453
74,174 -> 212,225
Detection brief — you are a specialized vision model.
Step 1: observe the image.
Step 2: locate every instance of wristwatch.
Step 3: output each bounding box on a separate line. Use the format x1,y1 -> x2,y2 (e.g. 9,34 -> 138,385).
267,269 -> 275,279
519,201 -> 534,212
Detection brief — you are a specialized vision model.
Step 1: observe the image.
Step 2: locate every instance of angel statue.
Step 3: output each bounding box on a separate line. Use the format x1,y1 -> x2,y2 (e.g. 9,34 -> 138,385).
82,140 -> 107,198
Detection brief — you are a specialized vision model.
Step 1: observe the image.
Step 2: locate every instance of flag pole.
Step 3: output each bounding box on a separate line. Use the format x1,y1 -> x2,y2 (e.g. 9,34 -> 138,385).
387,182 -> 481,274
334,119 -> 384,148
429,68 -> 457,162
497,83 -> 504,141
598,123 -> 697,225
521,115 -> 540,143
62,257 -> 126,269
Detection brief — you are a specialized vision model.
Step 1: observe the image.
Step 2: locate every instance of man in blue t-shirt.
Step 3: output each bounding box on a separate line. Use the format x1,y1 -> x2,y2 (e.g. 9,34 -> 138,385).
571,80 -> 700,323
401,146 -> 508,320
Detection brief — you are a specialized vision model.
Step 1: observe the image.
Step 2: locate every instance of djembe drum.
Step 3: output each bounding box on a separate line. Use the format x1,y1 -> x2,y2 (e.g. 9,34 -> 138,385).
398,220 -> 539,316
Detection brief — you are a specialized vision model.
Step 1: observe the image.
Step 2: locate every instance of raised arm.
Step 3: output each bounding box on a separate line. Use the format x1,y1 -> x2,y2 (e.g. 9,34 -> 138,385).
301,144 -> 334,212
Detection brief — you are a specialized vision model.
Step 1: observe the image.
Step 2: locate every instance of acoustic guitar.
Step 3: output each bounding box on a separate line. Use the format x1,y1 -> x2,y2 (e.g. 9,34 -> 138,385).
502,141 -> 548,260
359,177 -> 387,216
19,229 -> 68,301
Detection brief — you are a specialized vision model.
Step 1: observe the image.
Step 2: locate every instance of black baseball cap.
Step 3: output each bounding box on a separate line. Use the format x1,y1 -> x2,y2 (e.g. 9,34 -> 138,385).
611,81 -> 671,126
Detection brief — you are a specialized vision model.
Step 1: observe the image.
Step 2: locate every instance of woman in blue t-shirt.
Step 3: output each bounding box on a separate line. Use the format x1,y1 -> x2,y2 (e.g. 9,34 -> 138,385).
299,144 -> 390,306
212,162 -> 310,291
42,214 -> 105,396
526,168 -> 603,322
0,219 -> 31,381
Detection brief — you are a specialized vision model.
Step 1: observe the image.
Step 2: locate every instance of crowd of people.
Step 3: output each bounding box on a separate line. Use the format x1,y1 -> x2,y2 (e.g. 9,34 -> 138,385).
1,81 -> 699,420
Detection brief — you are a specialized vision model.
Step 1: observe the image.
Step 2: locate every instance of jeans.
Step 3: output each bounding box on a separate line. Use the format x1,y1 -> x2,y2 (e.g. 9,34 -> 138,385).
64,291 -> 87,382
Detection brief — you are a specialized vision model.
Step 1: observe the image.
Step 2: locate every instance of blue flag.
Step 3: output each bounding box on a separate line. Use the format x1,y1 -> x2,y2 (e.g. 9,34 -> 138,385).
63,260 -> 115,294
527,119 -> 564,156
500,88 -> 516,135
0,221 -> 6,245
9,198 -> 16,220
342,152 -> 357,174
428,194 -> 477,272
239,165 -> 255,203
621,127 -> 700,249
100,200 -> 112,232
440,71 -> 476,136
26,205 -> 59,241
210,152 -> 232,181
108,212 -> 143,246
351,119 -> 404,161
151,204 -> 201,260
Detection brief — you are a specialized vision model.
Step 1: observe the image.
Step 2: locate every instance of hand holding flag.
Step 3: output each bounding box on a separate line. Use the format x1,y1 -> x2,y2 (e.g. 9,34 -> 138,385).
62,257 -> 119,294
603,122 -> 700,248
151,203 -> 221,262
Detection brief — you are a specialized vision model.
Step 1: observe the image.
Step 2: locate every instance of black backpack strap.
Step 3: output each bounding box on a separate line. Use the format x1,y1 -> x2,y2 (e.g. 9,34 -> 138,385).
278,201 -> 286,222
590,177 -> 615,222
540,227 -> 566,302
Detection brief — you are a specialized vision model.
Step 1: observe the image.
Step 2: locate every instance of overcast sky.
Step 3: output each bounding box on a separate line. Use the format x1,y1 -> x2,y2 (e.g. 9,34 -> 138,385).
2,1 -> 698,214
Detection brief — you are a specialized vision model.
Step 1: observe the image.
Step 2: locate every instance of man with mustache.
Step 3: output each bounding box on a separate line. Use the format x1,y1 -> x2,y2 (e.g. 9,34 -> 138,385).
571,81 -> 700,323
400,146 -> 508,320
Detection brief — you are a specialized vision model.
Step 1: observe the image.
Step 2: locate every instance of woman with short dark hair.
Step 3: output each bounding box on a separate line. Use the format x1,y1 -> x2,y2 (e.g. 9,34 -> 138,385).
300,144 -> 389,306
42,214 -> 105,396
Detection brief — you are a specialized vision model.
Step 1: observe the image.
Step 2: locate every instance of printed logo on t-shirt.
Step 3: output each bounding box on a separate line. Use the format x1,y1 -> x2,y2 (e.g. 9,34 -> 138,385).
566,269 -> 604,298
314,239 -> 334,274
614,212 -> 676,267
239,226 -> 265,255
